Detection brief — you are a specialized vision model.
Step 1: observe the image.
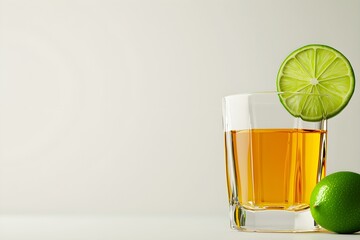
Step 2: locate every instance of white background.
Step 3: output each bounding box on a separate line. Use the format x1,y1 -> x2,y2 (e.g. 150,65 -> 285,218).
0,0 -> 359,217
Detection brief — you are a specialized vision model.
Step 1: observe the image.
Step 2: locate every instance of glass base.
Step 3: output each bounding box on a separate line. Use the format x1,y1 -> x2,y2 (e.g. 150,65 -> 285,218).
229,205 -> 320,232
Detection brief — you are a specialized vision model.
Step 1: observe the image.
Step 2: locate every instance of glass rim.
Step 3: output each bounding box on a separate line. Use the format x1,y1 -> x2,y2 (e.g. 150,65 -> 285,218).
223,91 -> 329,100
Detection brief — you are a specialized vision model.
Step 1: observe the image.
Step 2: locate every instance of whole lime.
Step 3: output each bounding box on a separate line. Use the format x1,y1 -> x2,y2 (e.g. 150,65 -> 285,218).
310,171 -> 360,234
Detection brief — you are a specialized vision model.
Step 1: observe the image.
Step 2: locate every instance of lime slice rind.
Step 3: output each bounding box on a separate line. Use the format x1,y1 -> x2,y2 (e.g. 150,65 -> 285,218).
277,44 -> 355,121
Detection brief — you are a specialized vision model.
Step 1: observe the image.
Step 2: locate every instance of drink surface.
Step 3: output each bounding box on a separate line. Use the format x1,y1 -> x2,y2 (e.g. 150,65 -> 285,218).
225,128 -> 326,211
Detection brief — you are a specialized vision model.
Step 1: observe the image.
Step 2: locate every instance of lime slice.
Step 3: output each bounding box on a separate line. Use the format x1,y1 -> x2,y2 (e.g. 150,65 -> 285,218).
276,44 -> 355,121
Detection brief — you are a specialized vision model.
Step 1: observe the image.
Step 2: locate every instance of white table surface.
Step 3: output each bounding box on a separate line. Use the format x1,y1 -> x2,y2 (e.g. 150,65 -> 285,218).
0,214 -> 358,240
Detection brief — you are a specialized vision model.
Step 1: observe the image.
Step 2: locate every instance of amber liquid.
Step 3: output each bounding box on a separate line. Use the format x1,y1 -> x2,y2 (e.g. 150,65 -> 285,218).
225,128 -> 326,211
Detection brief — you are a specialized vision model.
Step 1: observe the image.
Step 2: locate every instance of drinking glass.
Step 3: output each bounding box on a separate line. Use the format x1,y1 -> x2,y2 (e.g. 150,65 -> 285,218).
222,92 -> 327,232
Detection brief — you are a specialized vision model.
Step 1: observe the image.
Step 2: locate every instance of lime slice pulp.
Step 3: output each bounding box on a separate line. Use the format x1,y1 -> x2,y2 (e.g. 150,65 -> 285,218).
276,44 -> 355,121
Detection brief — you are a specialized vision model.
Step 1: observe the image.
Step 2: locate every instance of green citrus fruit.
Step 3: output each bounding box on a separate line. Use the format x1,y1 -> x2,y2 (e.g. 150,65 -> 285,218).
277,44 -> 355,121
310,171 -> 360,233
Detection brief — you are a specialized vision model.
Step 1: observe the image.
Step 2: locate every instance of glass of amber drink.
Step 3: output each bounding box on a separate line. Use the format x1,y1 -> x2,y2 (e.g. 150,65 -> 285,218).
222,92 -> 327,232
